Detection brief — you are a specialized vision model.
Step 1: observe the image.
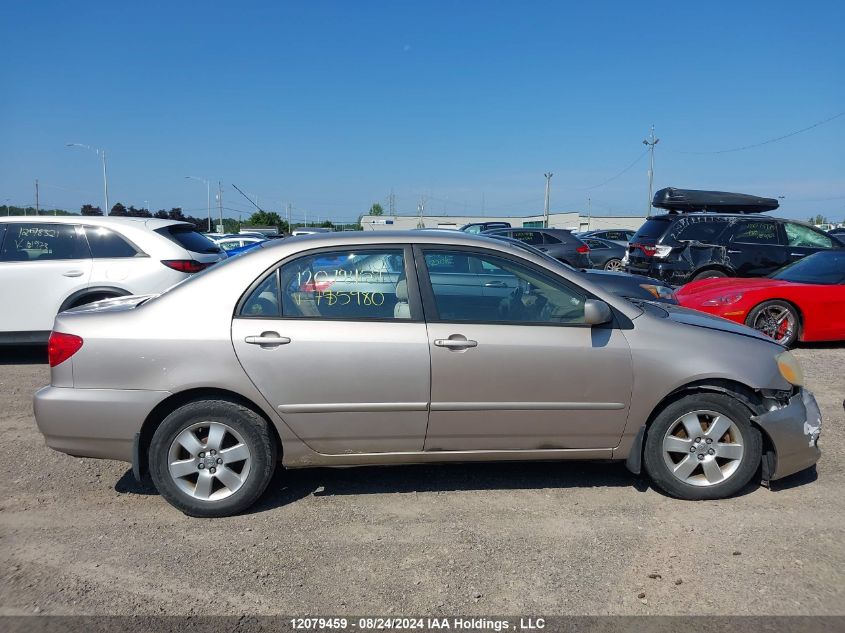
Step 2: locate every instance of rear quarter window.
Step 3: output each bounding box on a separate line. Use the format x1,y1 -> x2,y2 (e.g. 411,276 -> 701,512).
156,225 -> 221,254
672,218 -> 729,243
631,218 -> 671,242
84,226 -> 139,257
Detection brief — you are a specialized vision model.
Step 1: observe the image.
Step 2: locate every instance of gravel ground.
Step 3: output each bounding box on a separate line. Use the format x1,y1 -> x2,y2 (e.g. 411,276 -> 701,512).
0,344 -> 843,616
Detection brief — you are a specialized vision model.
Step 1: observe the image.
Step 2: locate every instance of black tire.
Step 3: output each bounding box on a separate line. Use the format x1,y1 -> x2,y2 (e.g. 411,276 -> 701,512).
149,399 -> 276,517
745,300 -> 801,349
692,269 -> 727,281
643,393 -> 762,500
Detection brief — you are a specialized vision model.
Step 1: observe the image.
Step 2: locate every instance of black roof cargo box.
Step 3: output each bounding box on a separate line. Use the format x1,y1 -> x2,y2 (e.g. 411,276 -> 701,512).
652,187 -> 779,214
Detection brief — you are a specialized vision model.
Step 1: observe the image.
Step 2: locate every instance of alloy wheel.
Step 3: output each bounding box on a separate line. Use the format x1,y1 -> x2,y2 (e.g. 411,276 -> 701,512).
752,305 -> 796,343
604,258 -> 624,271
167,421 -> 252,500
661,410 -> 744,487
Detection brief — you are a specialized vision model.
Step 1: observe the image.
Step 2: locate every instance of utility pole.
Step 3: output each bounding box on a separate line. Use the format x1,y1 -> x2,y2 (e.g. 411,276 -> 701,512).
185,177 -> 212,232
35,179 -> 39,215
388,189 -> 396,215
586,196 -> 591,230
67,144 -> 109,213
217,181 -> 224,233
543,172 -> 553,228
287,203 -> 292,233
643,125 -> 660,217
417,196 -> 426,229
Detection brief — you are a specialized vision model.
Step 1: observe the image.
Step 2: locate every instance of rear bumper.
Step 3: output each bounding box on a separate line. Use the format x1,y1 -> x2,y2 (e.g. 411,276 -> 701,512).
626,260 -> 692,285
752,389 -> 822,480
33,386 -> 170,463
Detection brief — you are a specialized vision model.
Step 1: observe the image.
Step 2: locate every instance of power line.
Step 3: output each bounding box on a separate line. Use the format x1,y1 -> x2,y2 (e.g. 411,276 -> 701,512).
576,149 -> 649,190
674,109 -> 845,154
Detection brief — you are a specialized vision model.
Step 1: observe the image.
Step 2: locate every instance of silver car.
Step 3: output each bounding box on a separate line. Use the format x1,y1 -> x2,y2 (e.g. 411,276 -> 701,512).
34,231 -> 821,517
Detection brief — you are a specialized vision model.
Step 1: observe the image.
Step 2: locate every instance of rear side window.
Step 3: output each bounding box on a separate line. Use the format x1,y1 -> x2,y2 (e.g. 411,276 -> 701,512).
730,221 -> 780,245
785,223 -> 834,249
631,218 -> 671,241
156,225 -> 221,254
674,219 -> 728,243
84,226 -> 138,258
274,249 -> 411,320
0,223 -> 89,261
584,238 -> 608,249
510,231 -> 543,246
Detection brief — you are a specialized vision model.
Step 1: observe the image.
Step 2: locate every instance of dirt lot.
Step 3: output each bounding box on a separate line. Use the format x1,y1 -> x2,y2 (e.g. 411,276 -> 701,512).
0,345 -> 843,616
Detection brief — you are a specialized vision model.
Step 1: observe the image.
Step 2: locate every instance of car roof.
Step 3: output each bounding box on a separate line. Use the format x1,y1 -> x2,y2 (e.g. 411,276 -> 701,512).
1,215 -> 192,230
261,229 -> 538,251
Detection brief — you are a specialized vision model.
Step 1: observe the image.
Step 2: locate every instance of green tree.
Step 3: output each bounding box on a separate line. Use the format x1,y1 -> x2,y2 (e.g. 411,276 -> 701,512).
368,203 -> 384,216
809,214 -> 829,225
109,202 -> 127,216
80,204 -> 103,216
247,210 -> 285,228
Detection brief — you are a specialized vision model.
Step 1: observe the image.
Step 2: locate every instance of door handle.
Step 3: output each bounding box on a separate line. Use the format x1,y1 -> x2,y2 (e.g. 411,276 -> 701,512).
727,250 -> 741,254
483,281 -> 508,288
790,253 -> 806,257
245,333 -> 291,347
63,270 -> 84,277
434,338 -> 478,349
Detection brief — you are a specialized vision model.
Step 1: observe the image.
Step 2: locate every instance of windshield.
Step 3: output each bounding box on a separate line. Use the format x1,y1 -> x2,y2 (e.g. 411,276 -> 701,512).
770,251 -> 845,284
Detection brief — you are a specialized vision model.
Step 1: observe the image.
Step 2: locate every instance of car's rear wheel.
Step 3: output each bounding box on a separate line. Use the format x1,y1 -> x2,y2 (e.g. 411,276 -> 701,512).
603,258 -> 624,271
745,300 -> 800,348
149,400 -> 276,517
692,269 -> 727,281
643,393 -> 762,500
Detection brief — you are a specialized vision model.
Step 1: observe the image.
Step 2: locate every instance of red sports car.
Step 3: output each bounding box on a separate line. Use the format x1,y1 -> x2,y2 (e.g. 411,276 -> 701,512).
676,251 -> 845,348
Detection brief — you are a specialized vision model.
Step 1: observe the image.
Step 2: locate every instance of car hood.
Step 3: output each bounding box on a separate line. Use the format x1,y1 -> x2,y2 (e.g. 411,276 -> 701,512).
677,277 -> 791,297
643,302 -> 780,344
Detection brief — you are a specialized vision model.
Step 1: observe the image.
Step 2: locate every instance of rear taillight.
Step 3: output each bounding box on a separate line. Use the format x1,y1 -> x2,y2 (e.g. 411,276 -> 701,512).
576,245 -> 590,254
48,332 -> 83,367
631,243 -> 672,258
161,259 -> 212,273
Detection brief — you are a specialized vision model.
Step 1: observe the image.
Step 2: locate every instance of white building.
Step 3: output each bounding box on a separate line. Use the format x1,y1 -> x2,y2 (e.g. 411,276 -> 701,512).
360,212 -> 646,232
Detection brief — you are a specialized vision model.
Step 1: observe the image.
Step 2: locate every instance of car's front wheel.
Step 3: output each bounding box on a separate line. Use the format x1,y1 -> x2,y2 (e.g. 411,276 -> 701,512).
603,258 -> 624,271
745,300 -> 800,348
643,393 -> 762,500
149,400 -> 276,517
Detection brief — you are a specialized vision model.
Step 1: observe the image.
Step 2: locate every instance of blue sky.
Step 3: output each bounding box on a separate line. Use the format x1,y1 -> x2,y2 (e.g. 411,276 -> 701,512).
1,0 -> 844,223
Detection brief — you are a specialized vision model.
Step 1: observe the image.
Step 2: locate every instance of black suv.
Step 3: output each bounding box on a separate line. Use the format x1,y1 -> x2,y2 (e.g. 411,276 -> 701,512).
625,188 -> 843,284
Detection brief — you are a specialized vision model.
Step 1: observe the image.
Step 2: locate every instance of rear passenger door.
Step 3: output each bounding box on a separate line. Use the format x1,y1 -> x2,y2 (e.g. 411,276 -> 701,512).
0,223 -> 92,334
725,219 -> 788,277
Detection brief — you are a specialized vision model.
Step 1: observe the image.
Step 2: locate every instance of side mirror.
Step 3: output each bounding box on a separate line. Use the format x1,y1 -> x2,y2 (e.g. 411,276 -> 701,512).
584,299 -> 612,326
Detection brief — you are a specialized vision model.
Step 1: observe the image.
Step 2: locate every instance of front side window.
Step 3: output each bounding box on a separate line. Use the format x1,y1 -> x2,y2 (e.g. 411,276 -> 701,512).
252,249 -> 411,320
0,223 -> 89,261
423,250 -> 585,325
730,221 -> 780,245
84,226 -> 138,258
785,223 -> 834,249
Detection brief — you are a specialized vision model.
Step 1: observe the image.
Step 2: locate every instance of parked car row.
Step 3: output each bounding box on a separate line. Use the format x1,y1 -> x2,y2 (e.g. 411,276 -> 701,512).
34,229 -> 821,517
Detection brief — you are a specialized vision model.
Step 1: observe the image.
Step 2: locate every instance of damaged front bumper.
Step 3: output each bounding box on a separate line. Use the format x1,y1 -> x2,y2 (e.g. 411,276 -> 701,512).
752,389 -> 822,481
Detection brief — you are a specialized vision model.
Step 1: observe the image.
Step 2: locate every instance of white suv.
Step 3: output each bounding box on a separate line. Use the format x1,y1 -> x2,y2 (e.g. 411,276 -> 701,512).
0,216 -> 226,344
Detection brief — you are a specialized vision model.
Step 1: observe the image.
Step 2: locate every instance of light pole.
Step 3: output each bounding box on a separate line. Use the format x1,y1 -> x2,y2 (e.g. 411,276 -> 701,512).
643,126 -> 659,217
185,176 -> 212,232
543,172 -> 553,228
67,143 -> 109,213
